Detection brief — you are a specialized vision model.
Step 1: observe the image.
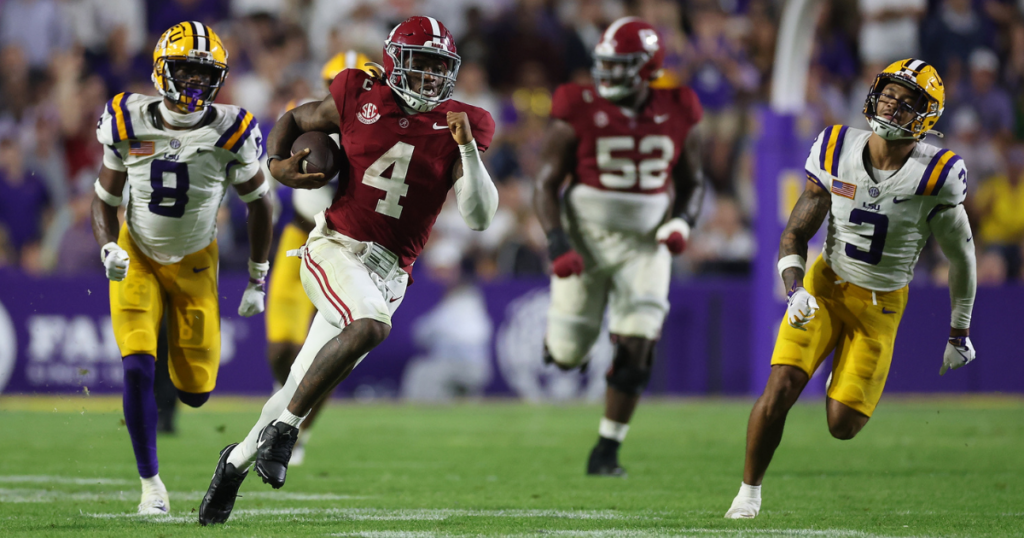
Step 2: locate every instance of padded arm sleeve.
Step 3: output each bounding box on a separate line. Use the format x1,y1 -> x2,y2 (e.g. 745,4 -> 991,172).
453,140 -> 498,231
930,204 -> 976,329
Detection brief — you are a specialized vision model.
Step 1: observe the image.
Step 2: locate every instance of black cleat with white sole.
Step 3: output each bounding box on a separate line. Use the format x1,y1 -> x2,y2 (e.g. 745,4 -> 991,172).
255,421 -> 299,489
587,437 -> 627,477
199,443 -> 249,525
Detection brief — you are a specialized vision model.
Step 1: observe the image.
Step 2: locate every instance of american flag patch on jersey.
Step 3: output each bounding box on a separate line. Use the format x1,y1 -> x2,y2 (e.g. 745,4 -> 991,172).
831,179 -> 856,199
129,141 -> 155,156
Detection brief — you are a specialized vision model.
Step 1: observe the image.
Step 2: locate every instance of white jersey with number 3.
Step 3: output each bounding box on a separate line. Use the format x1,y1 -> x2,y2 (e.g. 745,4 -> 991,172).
97,92 -> 262,265
805,125 -> 967,292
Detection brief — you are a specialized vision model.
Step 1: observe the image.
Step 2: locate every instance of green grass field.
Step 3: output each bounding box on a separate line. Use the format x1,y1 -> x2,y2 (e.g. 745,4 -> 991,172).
1,396 -> 1022,537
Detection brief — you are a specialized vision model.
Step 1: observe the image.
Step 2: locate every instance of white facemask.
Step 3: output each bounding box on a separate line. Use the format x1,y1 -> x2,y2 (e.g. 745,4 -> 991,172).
159,100 -> 206,128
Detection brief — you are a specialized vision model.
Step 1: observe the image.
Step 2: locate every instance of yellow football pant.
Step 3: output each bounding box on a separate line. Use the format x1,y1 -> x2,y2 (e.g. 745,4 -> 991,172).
771,256 -> 909,417
266,223 -> 316,345
109,224 -> 221,393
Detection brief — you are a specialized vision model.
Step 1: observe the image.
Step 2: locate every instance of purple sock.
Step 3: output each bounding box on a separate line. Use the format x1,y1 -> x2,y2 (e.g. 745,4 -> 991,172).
122,354 -> 159,478
177,390 -> 210,408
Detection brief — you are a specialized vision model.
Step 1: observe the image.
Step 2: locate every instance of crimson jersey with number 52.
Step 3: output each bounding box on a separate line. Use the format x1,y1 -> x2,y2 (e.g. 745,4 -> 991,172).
554,82 -> 702,195
325,69 -> 494,269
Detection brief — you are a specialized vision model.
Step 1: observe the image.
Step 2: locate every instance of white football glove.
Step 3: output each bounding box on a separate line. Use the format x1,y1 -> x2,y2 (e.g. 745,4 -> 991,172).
940,336 -> 976,375
655,218 -> 691,255
238,259 -> 269,317
101,242 -> 130,281
786,287 -> 819,328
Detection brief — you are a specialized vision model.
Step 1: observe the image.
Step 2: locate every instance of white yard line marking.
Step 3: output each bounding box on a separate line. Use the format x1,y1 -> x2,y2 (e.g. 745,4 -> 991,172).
330,531 -> 927,538
0,475 -> 132,485
328,531 -> 913,538
4,489 -> 367,503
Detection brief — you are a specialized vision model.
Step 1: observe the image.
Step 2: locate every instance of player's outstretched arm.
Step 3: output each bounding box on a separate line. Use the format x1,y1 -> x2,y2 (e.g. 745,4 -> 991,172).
266,97 -> 339,189
930,204 -> 977,374
778,180 -> 831,292
533,119 -> 583,277
91,165 -> 130,281
234,169 -> 274,317
658,129 -> 706,254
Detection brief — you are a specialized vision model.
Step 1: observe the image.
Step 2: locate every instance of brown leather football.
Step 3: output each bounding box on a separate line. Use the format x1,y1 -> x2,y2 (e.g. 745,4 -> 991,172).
291,131 -> 344,180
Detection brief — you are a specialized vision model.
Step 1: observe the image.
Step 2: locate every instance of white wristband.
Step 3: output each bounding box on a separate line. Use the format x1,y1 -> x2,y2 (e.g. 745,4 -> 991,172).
777,254 -> 806,279
94,179 -> 122,206
248,259 -> 269,281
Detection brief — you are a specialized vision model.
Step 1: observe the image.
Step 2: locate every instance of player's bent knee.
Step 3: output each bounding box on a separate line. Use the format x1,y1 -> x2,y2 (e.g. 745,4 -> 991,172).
177,390 -> 210,408
350,318 -> 391,349
545,338 -> 589,369
827,419 -> 862,440
606,364 -> 651,395
121,354 -> 155,386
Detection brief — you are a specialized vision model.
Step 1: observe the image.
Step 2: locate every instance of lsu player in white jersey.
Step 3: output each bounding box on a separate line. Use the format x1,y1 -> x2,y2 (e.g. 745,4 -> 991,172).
90,22 -> 272,515
725,59 -> 977,518
265,50 -> 373,467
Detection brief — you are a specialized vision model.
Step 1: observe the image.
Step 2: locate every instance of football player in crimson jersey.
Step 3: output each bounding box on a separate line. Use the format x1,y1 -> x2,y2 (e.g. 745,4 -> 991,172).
199,16 -> 497,525
534,17 -> 705,476
263,50 -> 376,468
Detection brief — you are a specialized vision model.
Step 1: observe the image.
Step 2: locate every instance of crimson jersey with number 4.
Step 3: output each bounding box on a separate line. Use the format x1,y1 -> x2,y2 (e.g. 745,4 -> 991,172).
553,82 -> 702,233
326,69 -> 494,268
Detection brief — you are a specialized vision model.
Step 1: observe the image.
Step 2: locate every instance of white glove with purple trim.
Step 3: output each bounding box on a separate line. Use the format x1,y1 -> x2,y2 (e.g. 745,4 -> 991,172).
101,242 -> 130,282
786,287 -> 818,328
940,336 -> 975,375
238,260 -> 269,317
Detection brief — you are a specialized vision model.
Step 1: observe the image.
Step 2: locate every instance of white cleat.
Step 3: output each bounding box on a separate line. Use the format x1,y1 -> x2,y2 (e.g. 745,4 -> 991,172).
724,495 -> 761,519
138,483 -> 170,516
289,443 -> 306,466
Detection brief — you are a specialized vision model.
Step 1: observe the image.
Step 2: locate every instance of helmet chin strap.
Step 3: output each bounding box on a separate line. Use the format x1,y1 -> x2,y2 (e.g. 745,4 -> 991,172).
160,99 -> 206,128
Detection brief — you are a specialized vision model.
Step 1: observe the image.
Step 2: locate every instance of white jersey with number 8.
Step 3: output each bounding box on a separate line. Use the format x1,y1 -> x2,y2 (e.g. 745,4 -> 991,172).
97,92 -> 262,265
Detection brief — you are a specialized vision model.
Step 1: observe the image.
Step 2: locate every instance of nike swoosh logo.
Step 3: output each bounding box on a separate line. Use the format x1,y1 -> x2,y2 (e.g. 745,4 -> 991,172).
882,307 -> 897,314
893,196 -> 911,204
432,123 -> 448,130
654,114 -> 670,124
193,266 -> 210,273
389,296 -> 403,303
966,236 -> 972,243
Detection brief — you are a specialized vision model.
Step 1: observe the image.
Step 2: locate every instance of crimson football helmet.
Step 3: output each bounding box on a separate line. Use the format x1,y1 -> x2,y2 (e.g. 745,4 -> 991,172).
592,17 -> 665,101
383,16 -> 461,112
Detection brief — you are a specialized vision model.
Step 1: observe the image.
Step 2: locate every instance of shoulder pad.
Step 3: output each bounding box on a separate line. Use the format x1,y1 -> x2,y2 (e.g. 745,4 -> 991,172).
916,147 -> 966,202
99,92 -> 146,144
213,106 -> 260,154
814,125 -> 851,178
551,83 -> 590,122
674,86 -> 703,125
462,103 -> 495,152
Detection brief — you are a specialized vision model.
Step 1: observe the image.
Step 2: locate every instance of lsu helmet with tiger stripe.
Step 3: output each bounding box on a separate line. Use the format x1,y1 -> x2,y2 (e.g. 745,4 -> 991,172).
152,22 -> 229,112
863,59 -> 945,141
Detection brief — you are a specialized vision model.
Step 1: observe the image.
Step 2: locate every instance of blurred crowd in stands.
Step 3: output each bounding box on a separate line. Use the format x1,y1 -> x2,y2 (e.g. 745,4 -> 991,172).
1,0 -> 1023,285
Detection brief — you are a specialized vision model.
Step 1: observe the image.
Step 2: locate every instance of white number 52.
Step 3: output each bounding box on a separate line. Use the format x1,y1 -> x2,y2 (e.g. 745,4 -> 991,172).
596,135 -> 674,190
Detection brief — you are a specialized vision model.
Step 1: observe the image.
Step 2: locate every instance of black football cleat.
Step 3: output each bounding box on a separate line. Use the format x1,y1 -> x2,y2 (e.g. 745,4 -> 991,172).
199,443 -> 249,525
587,437 -> 627,477
255,421 -> 299,489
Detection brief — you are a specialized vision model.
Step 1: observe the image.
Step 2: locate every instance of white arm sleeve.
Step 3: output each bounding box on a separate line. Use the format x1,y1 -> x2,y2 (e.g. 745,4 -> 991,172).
452,140 -> 498,231
930,204 -> 976,329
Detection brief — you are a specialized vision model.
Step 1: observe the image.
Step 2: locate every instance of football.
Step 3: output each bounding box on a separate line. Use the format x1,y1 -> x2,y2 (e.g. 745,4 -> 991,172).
291,131 -> 344,180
